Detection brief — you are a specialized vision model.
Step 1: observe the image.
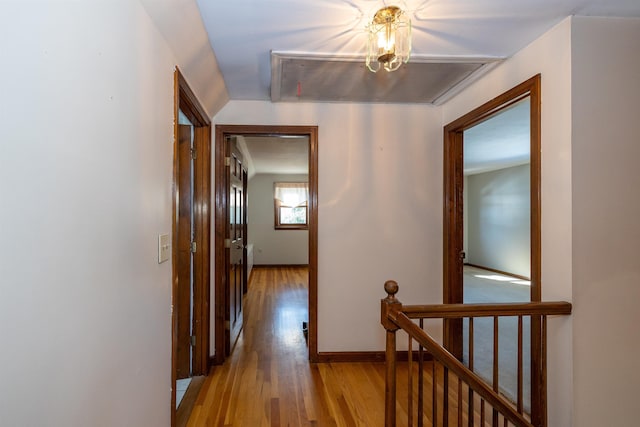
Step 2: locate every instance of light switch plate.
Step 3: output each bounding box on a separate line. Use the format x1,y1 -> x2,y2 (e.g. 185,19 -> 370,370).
158,234 -> 170,264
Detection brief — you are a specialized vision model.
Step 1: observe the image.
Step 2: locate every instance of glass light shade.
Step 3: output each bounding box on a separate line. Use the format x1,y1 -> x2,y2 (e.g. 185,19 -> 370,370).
366,6 -> 411,72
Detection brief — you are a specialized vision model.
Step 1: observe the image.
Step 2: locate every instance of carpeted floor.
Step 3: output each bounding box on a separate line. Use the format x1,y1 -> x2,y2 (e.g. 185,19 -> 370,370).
462,266 -> 531,411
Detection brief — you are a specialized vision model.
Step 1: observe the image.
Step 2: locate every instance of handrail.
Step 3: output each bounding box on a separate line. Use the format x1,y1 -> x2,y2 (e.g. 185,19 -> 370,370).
381,280 -> 572,427
389,310 -> 534,427
402,301 -> 572,319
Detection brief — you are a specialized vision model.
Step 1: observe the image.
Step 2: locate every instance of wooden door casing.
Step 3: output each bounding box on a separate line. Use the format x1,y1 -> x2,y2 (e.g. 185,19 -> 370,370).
443,74 -> 543,424
213,125 -> 318,365
176,124 -> 193,379
172,68 -> 212,426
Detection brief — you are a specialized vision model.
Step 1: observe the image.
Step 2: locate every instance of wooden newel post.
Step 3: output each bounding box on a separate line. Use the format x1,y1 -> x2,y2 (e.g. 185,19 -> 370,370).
381,280 -> 402,427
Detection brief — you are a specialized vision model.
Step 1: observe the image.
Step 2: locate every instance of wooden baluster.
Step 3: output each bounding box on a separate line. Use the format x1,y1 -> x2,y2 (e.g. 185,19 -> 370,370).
408,336 -> 414,427
432,362 -> 438,427
458,377 -> 463,427
540,316 -> 548,427
531,313 -> 542,427
480,399 -> 485,427
469,317 -> 475,427
469,317 -> 475,371
517,316 -> 523,414
469,386 -> 475,427
419,319 -> 424,427
492,316 -> 499,427
382,281 -> 401,427
443,366 -> 448,427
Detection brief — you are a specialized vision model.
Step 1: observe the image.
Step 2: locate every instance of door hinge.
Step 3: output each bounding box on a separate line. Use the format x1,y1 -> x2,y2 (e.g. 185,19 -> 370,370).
191,241 -> 197,253
190,148 -> 197,160
190,335 -> 196,347
225,156 -> 231,167
225,321 -> 230,330
224,238 -> 231,249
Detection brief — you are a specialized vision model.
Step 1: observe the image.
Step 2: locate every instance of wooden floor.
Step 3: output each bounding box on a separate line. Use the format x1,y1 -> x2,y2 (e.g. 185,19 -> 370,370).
186,266 -> 395,426
186,266 -> 525,427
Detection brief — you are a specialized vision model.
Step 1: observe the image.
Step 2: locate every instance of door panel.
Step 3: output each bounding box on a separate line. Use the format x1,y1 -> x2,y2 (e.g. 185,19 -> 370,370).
226,138 -> 245,355
176,124 -> 193,379
242,169 -> 248,294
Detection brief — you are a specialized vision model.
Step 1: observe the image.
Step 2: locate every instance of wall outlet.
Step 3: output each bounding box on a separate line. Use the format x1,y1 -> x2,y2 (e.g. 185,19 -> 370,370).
158,234 -> 170,264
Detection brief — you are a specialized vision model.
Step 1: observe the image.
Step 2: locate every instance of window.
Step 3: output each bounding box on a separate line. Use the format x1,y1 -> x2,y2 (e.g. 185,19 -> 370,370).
274,182 -> 308,230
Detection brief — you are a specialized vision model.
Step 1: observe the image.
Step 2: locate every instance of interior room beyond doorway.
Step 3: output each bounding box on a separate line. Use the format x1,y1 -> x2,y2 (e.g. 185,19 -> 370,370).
463,265 -> 531,412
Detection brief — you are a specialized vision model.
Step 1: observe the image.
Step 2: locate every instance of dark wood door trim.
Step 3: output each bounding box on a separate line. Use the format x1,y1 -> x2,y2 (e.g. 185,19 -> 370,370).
442,74 -> 541,413
172,68 -> 212,427
193,124 -> 212,376
214,125 -> 319,364
443,75 -> 541,297
176,124 -> 193,379
442,129 -> 464,356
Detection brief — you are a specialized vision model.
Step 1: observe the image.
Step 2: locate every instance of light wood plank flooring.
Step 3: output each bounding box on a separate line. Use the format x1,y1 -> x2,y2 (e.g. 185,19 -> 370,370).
186,266 -> 397,426
186,266 -> 523,426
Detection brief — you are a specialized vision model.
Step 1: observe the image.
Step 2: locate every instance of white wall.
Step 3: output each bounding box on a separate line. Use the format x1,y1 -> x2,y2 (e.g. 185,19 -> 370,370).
443,18 -> 574,426
467,164 -> 531,277
138,0 -> 228,117
0,1 -> 227,425
214,101 -> 443,352
571,16 -> 640,427
248,174 -> 309,265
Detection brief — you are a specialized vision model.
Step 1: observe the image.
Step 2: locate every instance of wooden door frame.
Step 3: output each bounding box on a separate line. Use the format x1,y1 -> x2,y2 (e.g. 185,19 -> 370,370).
214,125 -> 319,364
443,74 -> 542,420
171,68 -> 212,425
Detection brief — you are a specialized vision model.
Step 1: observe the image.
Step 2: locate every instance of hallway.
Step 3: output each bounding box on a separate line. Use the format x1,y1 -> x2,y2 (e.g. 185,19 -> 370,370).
186,267 -> 390,426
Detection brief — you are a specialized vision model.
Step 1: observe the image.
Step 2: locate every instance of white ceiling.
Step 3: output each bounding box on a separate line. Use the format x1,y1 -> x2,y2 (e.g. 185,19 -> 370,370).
197,0 -> 639,175
464,98 -> 530,175
235,135 -> 309,178
196,0 -> 640,103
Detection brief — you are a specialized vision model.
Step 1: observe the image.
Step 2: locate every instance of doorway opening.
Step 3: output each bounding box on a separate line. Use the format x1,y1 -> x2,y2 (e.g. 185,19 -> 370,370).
171,69 -> 211,426
443,75 -> 541,415
461,96 -> 533,407
214,125 -> 319,364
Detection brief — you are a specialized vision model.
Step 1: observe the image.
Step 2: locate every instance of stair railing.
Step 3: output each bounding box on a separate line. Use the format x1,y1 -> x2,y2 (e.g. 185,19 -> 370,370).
381,280 -> 571,427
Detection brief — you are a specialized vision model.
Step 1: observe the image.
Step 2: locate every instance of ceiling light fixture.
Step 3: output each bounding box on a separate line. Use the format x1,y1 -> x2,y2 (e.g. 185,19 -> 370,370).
365,5 -> 411,73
